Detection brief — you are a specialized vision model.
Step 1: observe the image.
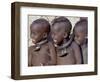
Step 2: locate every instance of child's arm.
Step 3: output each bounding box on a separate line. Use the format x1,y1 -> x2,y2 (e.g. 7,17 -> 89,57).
72,42 -> 82,64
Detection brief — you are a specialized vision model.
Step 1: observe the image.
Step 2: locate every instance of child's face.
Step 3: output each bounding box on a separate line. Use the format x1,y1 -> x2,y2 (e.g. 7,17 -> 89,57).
51,23 -> 68,45
30,24 -> 46,44
74,31 -> 86,45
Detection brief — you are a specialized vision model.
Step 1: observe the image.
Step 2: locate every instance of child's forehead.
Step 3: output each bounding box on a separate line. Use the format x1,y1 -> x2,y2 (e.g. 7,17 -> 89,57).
52,22 -> 66,29
74,20 -> 87,32
52,23 -> 70,33
31,23 -> 46,32
31,22 -> 48,28
31,23 -> 50,34
75,24 -> 87,32
31,23 -> 41,29
75,30 -> 85,35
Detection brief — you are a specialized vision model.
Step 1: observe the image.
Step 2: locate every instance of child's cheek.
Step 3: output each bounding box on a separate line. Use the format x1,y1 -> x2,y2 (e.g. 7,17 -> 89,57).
74,37 -> 81,45
76,40 -> 81,45
32,35 -> 39,43
32,38 -> 37,44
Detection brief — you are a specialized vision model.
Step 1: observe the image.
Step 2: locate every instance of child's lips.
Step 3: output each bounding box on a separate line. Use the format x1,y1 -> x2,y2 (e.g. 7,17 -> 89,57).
54,44 -> 58,47
53,39 -> 58,47
53,39 -> 57,43
32,39 -> 35,42
75,39 -> 80,45
32,39 -> 36,44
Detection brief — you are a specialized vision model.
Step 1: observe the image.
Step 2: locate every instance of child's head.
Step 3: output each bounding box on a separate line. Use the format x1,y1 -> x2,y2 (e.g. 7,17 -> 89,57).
30,18 -> 50,44
51,17 -> 72,45
74,20 -> 88,45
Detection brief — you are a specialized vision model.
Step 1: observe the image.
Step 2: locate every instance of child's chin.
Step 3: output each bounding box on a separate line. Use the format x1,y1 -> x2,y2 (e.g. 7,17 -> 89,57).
53,42 -> 58,47
53,39 -> 62,45
54,41 -> 58,45
32,40 -> 37,44
54,42 -> 62,46
75,40 -> 81,45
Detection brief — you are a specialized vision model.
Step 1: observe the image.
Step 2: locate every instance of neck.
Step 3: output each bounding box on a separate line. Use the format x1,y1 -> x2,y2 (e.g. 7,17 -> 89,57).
32,38 -> 48,47
55,38 -> 68,48
37,39 -> 48,46
32,39 -> 48,51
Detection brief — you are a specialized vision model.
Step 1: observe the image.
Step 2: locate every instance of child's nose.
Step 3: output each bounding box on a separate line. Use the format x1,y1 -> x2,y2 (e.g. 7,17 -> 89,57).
75,37 -> 78,41
53,35 -> 58,40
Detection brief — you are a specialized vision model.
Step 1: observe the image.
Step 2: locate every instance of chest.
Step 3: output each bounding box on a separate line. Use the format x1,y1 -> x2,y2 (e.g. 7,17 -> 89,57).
31,45 -> 51,65
56,46 -> 74,57
56,47 -> 76,65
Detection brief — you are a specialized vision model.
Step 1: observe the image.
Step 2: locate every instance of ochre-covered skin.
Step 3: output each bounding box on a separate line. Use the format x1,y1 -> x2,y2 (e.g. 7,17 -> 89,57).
74,19 -> 88,64
51,17 -> 82,65
56,41 -> 82,65
28,18 -> 56,66
28,42 -> 56,66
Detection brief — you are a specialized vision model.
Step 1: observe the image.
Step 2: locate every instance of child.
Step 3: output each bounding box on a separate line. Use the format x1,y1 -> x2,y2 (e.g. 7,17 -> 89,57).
74,19 -> 88,64
51,17 -> 82,65
28,18 -> 56,66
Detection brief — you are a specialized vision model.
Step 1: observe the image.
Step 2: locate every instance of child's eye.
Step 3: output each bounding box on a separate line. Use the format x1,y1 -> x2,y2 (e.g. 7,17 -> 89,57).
76,34 -> 79,37
32,32 -> 36,35
31,32 -> 36,38
75,35 -> 79,39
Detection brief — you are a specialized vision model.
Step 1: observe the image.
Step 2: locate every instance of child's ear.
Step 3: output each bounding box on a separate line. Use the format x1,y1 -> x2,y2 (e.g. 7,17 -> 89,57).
43,33 -> 47,38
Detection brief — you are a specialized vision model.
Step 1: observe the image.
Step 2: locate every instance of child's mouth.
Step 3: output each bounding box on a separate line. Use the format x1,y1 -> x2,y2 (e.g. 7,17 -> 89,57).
53,39 -> 57,43
53,39 -> 58,47
53,39 -> 59,44
75,39 -> 80,45
32,39 -> 36,44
